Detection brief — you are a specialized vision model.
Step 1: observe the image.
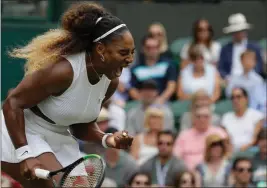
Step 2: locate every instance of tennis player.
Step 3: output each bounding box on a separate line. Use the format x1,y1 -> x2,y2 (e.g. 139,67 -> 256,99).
1,2 -> 134,188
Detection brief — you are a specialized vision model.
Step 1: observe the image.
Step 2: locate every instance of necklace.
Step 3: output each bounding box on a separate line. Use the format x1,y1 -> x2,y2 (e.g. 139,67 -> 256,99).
87,53 -> 102,81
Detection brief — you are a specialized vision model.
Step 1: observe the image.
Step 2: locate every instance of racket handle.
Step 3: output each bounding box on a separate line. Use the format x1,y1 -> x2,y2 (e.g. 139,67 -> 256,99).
35,168 -> 50,179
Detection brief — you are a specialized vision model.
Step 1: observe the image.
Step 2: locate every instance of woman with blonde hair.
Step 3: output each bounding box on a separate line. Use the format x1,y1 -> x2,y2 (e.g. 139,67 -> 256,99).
1,2 -> 135,187
130,107 -> 164,165
195,134 -> 231,187
180,89 -> 221,131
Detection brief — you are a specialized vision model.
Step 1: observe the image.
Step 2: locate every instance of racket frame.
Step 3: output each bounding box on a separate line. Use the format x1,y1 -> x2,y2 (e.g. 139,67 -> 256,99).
58,154 -> 106,188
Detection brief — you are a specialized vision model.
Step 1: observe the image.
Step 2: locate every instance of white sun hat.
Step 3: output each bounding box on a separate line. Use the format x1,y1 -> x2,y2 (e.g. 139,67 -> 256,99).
223,13 -> 252,34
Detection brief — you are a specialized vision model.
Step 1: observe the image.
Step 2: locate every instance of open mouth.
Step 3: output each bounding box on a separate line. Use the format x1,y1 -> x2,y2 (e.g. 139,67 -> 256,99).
114,67 -> 123,77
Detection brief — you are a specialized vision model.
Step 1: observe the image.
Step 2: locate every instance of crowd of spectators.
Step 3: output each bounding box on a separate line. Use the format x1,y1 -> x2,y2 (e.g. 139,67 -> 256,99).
82,12 -> 266,188
1,10 -> 266,188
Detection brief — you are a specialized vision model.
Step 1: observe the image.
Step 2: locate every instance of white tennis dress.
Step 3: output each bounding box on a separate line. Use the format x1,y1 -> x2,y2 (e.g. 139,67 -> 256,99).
1,51 -> 111,168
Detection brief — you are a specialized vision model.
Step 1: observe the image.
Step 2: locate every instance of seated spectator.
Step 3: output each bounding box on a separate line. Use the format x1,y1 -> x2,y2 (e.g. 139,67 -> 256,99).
230,157 -> 255,187
180,89 -> 220,131
174,170 -> 196,188
219,13 -> 263,79
130,107 -> 163,165
112,67 -> 131,107
105,99 -> 126,131
177,44 -> 221,102
226,50 -> 264,104
129,35 -> 177,104
137,23 -> 173,65
141,131 -> 186,186
195,134 -> 230,187
173,106 -> 227,170
252,128 -> 267,185
251,80 -> 267,128
101,178 -> 117,188
126,80 -> 175,136
221,87 -> 264,152
104,127 -> 139,187
148,22 -> 174,61
180,19 -> 221,69
126,172 -> 152,188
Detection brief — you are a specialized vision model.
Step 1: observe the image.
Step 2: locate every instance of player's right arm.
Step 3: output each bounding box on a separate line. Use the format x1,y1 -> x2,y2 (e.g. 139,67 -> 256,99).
2,59 -> 73,149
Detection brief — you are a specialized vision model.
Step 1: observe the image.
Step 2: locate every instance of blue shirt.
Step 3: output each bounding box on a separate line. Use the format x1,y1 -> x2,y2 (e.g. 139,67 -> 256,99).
251,81 -> 267,127
226,71 -> 264,106
130,60 -> 177,94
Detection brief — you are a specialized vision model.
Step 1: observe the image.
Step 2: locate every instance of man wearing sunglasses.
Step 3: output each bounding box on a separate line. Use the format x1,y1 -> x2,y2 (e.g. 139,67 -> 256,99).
140,131 -> 186,187
231,157 -> 255,187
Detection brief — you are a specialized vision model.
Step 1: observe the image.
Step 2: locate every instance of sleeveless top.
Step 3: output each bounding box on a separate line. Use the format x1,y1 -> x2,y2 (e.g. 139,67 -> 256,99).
137,134 -> 158,165
197,160 -> 230,187
36,51 -> 111,127
181,64 -> 216,96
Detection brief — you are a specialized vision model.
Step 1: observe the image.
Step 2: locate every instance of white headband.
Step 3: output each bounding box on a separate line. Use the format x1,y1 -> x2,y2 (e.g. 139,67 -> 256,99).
95,17 -> 103,25
93,24 -> 126,42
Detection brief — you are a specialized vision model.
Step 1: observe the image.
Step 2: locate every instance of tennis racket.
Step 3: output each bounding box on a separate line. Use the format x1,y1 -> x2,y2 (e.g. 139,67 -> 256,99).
34,154 -> 106,188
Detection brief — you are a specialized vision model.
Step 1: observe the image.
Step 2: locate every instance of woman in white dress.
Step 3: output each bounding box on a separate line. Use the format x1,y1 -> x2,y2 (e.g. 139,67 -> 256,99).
1,2 -> 135,188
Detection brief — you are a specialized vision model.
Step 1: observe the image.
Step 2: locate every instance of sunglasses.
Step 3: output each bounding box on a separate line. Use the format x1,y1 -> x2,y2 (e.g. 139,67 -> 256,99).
197,27 -> 209,32
231,94 -> 244,100
195,114 -> 210,119
236,167 -> 253,173
133,180 -> 150,185
181,179 -> 194,185
210,141 -> 223,147
158,141 -> 173,146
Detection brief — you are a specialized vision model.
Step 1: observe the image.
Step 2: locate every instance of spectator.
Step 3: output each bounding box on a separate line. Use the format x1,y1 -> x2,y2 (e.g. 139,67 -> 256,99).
226,50 -> 264,104
230,157 -> 254,187
252,128 -> 267,184
112,67 -> 131,107
251,80 -> 267,128
130,107 -> 163,165
174,170 -> 196,188
101,178 -> 117,188
106,99 -> 126,131
126,80 -> 175,136
195,134 -> 230,187
180,89 -> 220,131
180,19 -> 221,69
104,127 -> 139,186
221,87 -> 264,152
219,13 -> 263,79
177,44 -> 221,102
129,35 -> 177,104
173,106 -> 227,170
126,172 -> 152,188
141,131 -> 186,186
148,22 -> 173,61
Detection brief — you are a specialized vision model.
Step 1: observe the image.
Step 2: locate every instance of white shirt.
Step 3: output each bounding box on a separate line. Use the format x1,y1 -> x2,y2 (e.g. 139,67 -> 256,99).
180,42 -> 221,65
231,39 -> 247,76
221,108 -> 264,151
108,103 -> 126,131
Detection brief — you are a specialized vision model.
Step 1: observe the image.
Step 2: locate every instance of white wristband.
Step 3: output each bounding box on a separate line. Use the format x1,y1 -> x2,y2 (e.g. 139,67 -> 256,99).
102,133 -> 113,148
15,145 -> 34,162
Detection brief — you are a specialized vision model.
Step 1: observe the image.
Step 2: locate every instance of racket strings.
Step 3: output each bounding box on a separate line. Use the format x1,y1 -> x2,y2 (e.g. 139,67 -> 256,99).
61,158 -> 104,187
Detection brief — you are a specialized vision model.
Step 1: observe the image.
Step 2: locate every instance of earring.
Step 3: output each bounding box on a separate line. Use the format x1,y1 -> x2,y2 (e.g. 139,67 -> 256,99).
100,54 -> 105,62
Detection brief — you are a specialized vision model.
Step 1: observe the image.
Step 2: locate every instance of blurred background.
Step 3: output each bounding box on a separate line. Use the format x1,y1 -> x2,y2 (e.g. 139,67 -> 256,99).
1,0 -> 267,188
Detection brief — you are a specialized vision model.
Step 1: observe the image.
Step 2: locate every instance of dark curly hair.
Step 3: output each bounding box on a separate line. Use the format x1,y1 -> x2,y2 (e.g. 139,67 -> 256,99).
9,2 -> 128,75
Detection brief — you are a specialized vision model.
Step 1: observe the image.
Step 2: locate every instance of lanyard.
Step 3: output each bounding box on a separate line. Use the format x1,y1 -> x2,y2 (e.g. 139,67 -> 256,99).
156,159 -> 170,186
